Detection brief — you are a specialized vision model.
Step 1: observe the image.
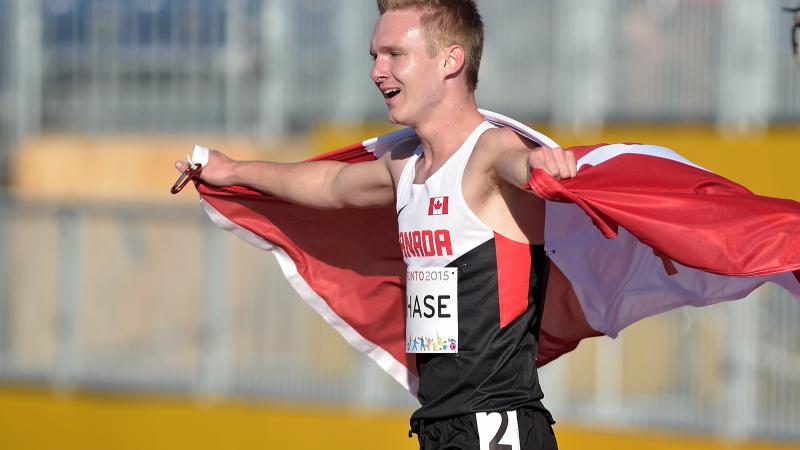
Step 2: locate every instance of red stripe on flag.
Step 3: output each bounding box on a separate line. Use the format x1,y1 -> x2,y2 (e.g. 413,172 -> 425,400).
307,142 -> 373,163
494,233 -> 531,328
529,151 -> 800,277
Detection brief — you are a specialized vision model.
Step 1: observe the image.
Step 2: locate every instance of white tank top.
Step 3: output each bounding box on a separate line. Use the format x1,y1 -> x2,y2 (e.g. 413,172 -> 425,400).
396,121 -> 496,268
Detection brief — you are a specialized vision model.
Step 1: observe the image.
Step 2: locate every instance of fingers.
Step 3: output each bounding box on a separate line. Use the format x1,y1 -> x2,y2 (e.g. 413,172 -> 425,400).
174,148 -> 237,187
528,147 -> 550,179
531,146 -> 578,181
565,149 -> 577,178
552,147 -> 571,180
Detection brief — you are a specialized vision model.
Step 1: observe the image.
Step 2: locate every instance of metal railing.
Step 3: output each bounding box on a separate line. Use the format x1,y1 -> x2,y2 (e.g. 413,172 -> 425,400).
0,197 -> 418,406
1,1 -> 799,159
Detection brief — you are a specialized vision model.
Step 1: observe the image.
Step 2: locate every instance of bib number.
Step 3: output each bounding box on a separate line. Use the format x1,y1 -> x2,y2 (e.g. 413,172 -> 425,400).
476,411 -> 520,450
405,267 -> 458,353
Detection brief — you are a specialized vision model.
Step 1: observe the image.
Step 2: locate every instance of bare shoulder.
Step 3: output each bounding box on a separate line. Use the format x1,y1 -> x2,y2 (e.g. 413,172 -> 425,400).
463,126 -> 546,244
481,126 -> 540,153
471,126 -> 539,168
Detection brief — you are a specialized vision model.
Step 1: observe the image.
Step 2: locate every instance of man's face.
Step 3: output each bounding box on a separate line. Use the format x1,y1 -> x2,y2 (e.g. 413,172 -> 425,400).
370,9 -> 445,126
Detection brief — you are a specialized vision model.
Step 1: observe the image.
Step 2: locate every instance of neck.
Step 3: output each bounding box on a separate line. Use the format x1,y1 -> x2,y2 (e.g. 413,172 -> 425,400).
413,93 -> 484,164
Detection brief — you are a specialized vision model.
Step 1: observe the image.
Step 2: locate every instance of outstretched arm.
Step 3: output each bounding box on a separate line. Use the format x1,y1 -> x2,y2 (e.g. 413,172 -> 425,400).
488,128 -> 577,188
175,149 -> 396,209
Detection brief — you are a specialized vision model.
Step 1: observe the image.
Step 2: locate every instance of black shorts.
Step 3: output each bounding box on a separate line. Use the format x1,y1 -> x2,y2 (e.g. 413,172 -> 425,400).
411,408 -> 557,450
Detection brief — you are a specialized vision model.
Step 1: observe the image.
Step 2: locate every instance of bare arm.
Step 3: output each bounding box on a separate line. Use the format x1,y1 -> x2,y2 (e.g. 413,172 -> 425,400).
175,150 -> 396,209
489,129 -> 577,188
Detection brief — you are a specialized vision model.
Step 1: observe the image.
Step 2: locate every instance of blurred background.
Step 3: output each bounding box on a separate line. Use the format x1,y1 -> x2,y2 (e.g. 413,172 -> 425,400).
1,0 -> 799,449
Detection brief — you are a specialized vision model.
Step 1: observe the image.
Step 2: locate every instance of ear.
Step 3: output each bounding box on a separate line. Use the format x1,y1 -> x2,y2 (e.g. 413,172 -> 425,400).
442,45 -> 466,78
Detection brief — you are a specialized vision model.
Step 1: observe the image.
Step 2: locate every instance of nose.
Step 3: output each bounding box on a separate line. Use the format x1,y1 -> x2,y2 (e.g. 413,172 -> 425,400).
371,56 -> 387,84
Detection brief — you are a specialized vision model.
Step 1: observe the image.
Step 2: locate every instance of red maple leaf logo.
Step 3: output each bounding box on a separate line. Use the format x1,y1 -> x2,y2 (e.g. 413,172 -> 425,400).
434,199 -> 443,210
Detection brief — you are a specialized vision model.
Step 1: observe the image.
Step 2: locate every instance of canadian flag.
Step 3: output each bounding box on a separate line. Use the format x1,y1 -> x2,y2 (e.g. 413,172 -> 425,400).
428,197 -> 449,215
191,110 -> 800,395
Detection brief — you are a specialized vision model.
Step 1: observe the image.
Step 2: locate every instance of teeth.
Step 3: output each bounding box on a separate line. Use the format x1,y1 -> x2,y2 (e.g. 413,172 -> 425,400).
383,88 -> 400,96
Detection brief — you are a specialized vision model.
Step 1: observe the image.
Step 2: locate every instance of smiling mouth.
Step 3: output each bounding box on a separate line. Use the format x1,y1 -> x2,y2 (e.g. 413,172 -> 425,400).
382,88 -> 401,99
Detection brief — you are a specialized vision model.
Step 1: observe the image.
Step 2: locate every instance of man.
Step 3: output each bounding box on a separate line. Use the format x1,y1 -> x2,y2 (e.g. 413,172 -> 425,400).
177,1 -> 574,448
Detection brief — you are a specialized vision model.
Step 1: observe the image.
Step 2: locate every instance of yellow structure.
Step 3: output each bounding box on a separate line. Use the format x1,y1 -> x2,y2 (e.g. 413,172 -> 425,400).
1,387 -> 799,450
11,125 -> 800,202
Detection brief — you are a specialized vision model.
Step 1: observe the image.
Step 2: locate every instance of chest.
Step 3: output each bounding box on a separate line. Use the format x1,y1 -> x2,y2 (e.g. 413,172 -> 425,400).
397,178 -> 493,268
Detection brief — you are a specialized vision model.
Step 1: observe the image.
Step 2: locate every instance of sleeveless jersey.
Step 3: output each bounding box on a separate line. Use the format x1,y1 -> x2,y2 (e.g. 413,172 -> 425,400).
396,121 -> 552,422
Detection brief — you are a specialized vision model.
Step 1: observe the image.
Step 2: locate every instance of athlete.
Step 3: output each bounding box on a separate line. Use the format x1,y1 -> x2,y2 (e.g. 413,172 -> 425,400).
176,1 -> 576,448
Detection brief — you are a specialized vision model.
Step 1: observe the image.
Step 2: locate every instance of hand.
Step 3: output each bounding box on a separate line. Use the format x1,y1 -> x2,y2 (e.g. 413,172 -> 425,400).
174,149 -> 238,187
528,145 -> 577,181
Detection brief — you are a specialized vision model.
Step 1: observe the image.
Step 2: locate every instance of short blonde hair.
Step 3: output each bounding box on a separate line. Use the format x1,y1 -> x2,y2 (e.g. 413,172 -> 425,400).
376,0 -> 484,91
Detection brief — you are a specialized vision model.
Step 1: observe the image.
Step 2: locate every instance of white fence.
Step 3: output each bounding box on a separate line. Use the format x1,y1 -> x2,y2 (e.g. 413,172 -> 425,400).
0,200 -> 798,440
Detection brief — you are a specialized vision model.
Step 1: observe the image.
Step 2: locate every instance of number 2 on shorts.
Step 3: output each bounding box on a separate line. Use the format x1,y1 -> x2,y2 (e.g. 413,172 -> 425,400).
476,410 -> 520,450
